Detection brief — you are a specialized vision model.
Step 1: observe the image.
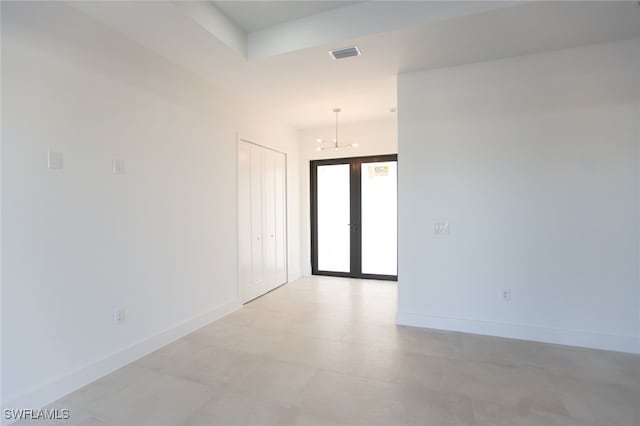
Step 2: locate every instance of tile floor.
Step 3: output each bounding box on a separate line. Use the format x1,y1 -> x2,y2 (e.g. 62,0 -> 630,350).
21,276 -> 640,425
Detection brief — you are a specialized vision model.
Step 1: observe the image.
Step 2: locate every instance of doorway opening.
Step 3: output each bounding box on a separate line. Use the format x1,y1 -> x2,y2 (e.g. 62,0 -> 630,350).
310,154 -> 397,281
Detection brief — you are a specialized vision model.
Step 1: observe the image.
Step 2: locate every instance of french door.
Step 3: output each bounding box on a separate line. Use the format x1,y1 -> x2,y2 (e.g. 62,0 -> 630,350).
310,154 -> 397,281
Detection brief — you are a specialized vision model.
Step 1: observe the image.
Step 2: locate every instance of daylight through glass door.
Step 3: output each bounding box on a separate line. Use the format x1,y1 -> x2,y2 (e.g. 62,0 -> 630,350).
311,154 -> 397,281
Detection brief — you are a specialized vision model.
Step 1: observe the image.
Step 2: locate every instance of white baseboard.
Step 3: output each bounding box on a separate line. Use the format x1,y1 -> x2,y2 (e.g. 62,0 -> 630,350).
2,298 -> 241,424
396,311 -> 640,354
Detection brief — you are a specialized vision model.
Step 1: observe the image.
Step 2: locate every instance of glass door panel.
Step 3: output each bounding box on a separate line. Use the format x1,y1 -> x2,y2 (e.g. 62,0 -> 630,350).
361,161 -> 397,276
311,155 -> 397,280
316,164 -> 351,272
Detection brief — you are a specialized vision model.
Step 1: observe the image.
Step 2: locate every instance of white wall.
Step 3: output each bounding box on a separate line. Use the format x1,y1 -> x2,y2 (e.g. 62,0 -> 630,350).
0,1 -> 299,413
0,1 -> 3,412
298,119 -> 397,276
398,38 -> 640,354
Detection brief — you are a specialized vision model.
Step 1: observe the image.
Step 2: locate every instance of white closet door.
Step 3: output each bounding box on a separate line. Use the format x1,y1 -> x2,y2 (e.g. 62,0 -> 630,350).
238,140 -> 287,303
274,152 -> 287,285
263,149 -> 277,291
248,144 -> 264,300
238,142 -> 252,297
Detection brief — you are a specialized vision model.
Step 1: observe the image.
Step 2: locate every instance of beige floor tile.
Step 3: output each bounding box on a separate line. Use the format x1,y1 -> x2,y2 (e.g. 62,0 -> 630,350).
549,375 -> 640,426
180,391 -> 293,426
277,412 -> 352,426
464,333 -> 640,391
263,335 -> 369,376
60,364 -> 155,407
380,326 -> 464,359
85,371 -> 217,425
398,383 -> 475,426
143,345 -> 252,388
224,357 -> 318,408
357,348 -> 455,387
35,277 -> 640,426
136,337 -> 214,373
472,400 -> 598,426
291,369 -> 407,426
443,359 -> 568,416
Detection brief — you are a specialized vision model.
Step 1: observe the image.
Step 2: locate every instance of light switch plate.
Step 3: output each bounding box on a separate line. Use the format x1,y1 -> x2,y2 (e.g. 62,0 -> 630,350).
113,308 -> 126,325
502,289 -> 512,302
47,152 -> 63,170
112,159 -> 124,175
433,222 -> 450,235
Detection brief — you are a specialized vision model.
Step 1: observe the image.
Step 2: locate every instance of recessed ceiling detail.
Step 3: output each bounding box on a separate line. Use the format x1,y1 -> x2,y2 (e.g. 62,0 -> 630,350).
68,1 -> 640,128
213,1 -> 359,33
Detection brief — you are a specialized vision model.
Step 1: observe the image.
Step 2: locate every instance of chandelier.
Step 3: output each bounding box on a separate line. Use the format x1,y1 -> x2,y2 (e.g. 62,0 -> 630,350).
316,108 -> 358,151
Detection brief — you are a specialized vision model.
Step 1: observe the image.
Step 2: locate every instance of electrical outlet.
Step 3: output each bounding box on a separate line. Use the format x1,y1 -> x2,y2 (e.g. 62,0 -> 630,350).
502,289 -> 511,302
113,308 -> 126,325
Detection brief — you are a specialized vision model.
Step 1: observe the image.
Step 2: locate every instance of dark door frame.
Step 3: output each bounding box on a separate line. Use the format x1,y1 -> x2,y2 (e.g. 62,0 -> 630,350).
310,154 -> 398,281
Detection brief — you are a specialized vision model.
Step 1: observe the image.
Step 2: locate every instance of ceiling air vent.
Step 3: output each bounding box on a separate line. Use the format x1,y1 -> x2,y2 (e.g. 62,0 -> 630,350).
329,46 -> 361,60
